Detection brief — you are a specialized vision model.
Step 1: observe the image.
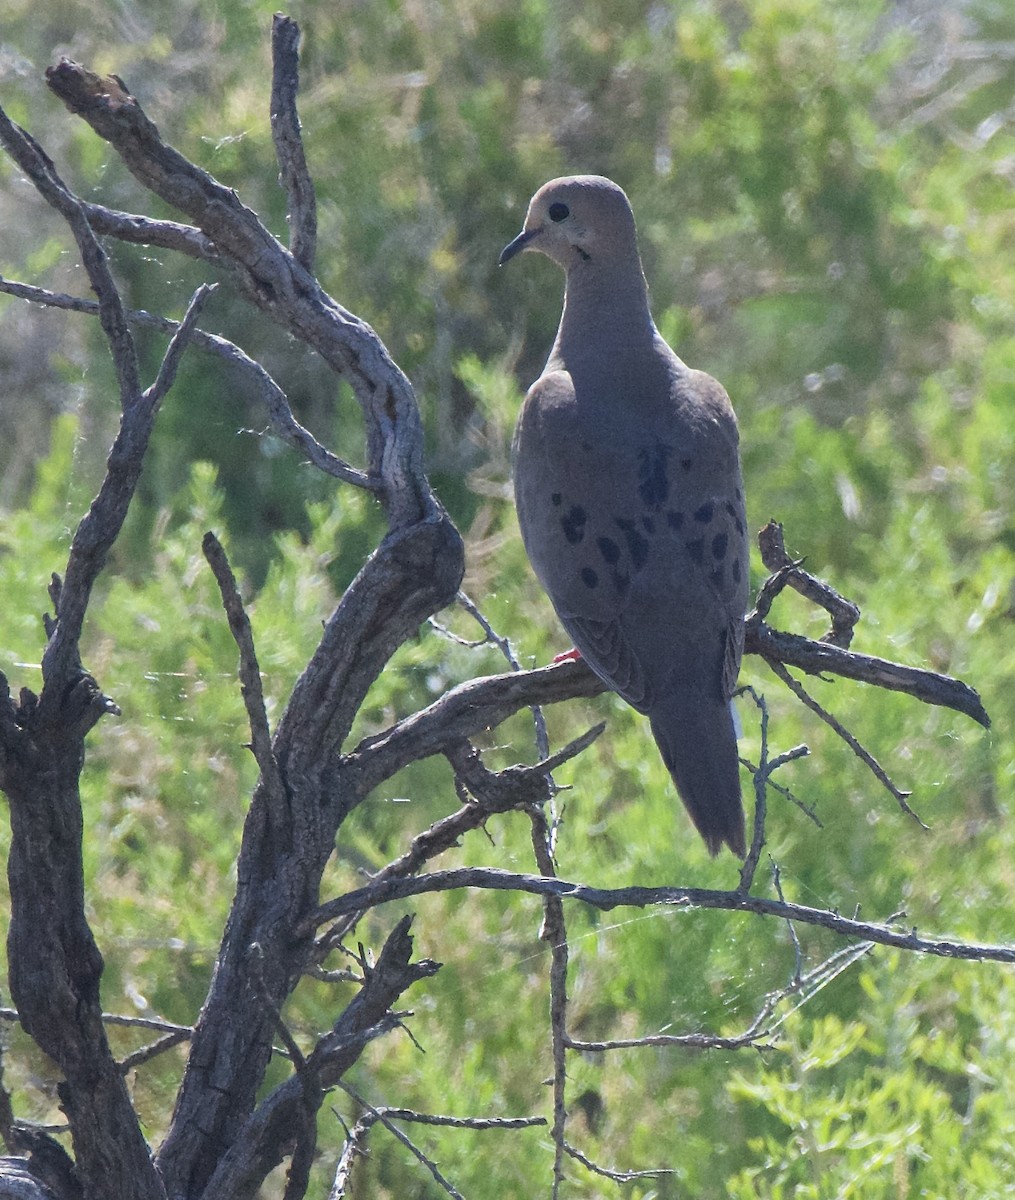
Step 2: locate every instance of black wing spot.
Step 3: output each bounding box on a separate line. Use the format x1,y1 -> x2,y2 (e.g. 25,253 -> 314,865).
561,505 -> 587,544
666,509 -> 684,530
711,532 -> 728,561
724,499 -> 746,535
615,517 -> 650,570
681,458 -> 693,472
551,492 -> 562,506
685,538 -> 705,565
596,536 -> 621,565
693,502 -> 714,523
637,444 -> 670,508
580,566 -> 599,589
732,557 -> 742,584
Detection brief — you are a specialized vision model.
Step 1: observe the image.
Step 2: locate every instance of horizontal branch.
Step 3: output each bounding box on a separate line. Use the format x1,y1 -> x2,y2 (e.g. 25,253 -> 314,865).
330,1093 -> 546,1199
82,202 -> 220,264
305,866 -> 1015,965
339,658 -> 607,799
564,1140 -> 674,1184
748,619 -> 990,728
348,1109 -> 546,1132
0,1006 -> 192,1039
340,607 -> 989,802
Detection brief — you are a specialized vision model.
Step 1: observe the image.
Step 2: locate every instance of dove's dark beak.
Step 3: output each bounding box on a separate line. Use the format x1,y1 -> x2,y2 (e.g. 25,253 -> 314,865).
498,227 -> 540,266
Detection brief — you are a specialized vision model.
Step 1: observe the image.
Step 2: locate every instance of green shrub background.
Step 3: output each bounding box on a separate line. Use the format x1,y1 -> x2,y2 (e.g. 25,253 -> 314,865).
1,1 -> 1013,1195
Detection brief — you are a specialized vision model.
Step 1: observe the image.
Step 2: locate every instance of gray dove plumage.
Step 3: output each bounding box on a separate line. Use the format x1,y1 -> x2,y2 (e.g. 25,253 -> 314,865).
500,175 -> 749,856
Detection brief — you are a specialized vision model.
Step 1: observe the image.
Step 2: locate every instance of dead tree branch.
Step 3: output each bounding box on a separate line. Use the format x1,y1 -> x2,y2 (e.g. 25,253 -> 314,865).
201,532 -> 288,830
270,15 -> 317,271
330,1099 -> 547,1198
306,867 -> 1015,965
43,55 -> 431,528
0,30 -> 463,1200
0,100 -> 200,1200
0,277 -> 377,489
747,522 -> 989,729
0,15 -> 998,1200
201,916 -> 438,1200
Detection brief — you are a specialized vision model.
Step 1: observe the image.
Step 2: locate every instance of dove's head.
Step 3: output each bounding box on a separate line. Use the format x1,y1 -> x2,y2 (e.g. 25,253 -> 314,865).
499,175 -> 639,272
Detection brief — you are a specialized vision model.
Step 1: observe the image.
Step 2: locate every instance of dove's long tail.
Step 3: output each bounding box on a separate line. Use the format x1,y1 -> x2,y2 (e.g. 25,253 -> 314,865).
648,693 -> 746,858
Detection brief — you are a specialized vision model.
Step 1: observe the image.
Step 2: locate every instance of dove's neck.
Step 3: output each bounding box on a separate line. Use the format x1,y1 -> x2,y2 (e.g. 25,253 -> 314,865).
550,259 -> 657,380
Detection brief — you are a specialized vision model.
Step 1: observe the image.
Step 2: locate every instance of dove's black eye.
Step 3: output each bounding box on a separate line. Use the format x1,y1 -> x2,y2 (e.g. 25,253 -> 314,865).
548,202 -> 570,223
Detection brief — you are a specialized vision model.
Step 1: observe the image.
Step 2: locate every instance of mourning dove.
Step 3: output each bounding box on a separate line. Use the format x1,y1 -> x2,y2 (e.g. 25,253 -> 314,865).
500,175 -> 749,857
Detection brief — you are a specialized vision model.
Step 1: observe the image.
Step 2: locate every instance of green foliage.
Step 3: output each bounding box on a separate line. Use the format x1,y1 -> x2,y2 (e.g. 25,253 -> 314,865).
727,965 -> 1015,1199
2,0 -> 1015,1195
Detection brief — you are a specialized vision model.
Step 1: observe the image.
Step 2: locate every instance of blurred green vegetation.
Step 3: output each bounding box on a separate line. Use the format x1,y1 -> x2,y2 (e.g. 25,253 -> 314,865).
1,0 -> 1014,1195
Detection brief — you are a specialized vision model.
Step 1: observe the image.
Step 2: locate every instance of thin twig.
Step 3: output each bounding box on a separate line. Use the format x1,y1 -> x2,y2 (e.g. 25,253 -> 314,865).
305,965 -> 362,984
739,687 -> 770,891
737,754 -> 821,825
451,590 -> 554,803
528,805 -> 569,1200
329,1106 -> 544,1200
766,659 -> 927,827
117,1029 -> 190,1074
768,940 -> 875,1031
0,275 -> 377,491
567,962 -> 787,1053
563,1140 -> 676,1183
142,283 -> 215,409
772,862 -> 804,982
735,687 -> 810,893
565,1027 -> 777,1052
567,939 -> 872,1058
333,1081 -> 466,1200
756,520 -> 861,648
330,1112 -> 371,1200
454,591 -> 526,671
202,532 -> 289,830
354,1109 -> 545,1131
0,1007 -> 193,1038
